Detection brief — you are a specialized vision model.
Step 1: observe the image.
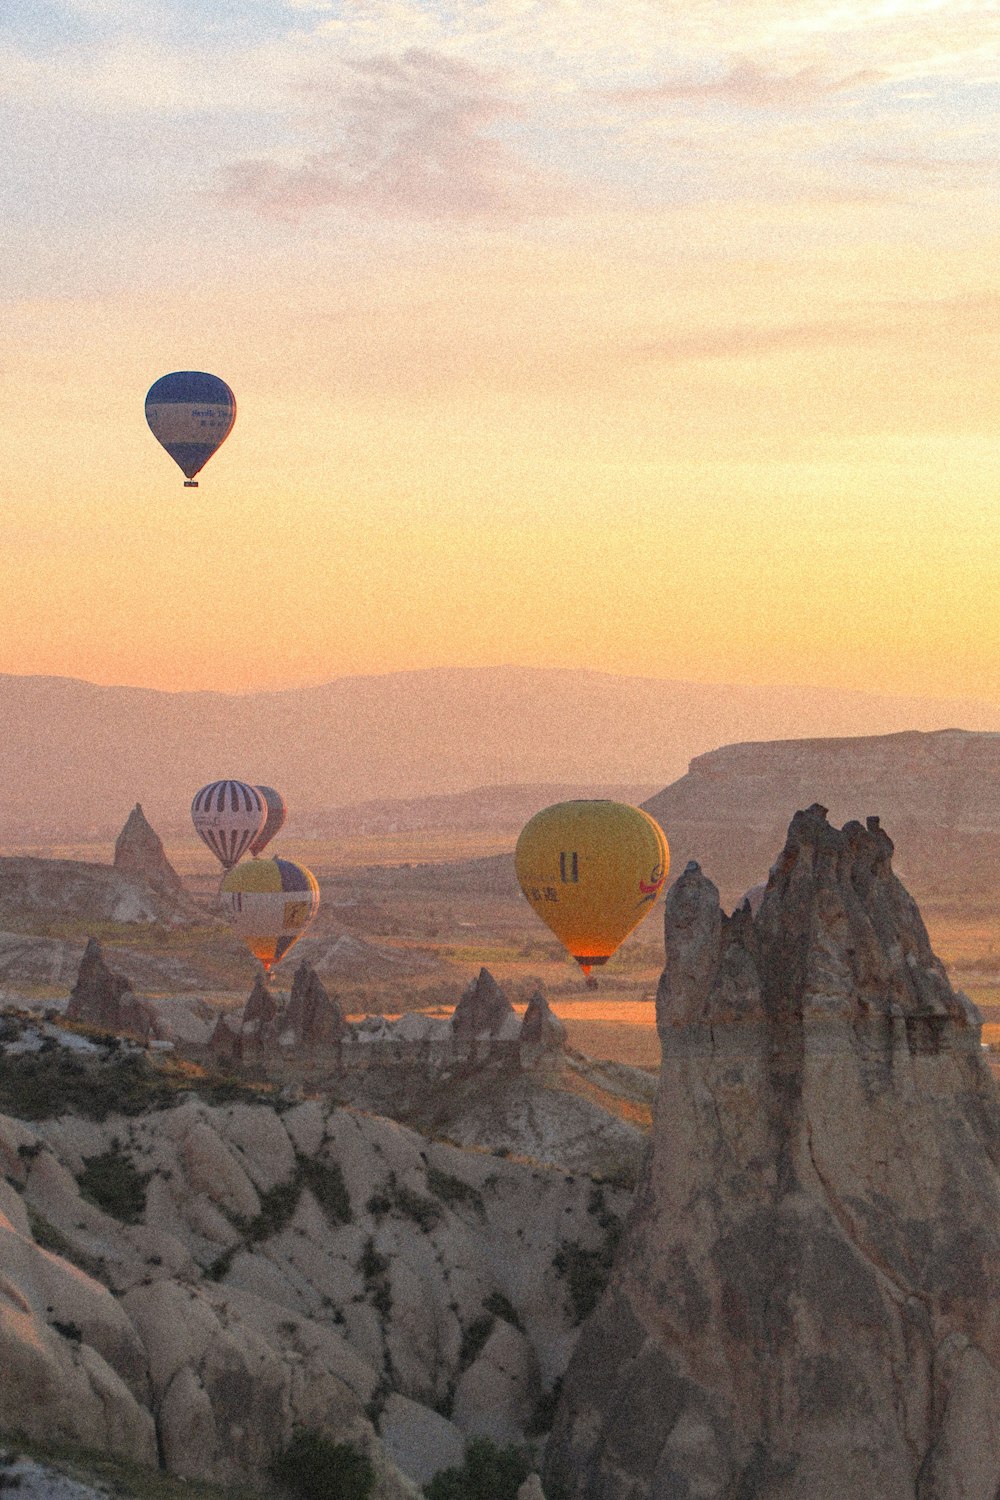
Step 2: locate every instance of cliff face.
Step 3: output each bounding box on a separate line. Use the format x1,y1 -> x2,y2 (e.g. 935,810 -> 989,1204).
642,727 -> 1000,903
546,806 -> 1000,1500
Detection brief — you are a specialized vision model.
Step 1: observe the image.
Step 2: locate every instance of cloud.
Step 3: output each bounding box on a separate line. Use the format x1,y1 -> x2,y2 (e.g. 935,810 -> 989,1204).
613,58 -> 887,110
220,48 -> 570,221
636,319 -> 900,362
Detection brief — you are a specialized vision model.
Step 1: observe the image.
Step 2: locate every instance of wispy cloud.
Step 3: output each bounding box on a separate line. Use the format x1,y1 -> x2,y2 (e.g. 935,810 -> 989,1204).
220,48 -> 572,221
613,59 -> 887,109
636,319 -> 900,362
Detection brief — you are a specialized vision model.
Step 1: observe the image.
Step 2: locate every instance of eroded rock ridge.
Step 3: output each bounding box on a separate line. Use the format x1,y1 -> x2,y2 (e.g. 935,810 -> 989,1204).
547,805 -> 1000,1500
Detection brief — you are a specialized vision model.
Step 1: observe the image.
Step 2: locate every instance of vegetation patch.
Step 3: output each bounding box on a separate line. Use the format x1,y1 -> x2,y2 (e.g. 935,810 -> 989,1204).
366,1171 -> 441,1233
457,1314 -> 494,1373
271,1430 -> 373,1500
296,1153 -> 352,1227
0,1050 -> 177,1122
482,1290 -> 523,1332
528,1375 -> 563,1436
422,1438 -> 531,1500
26,1205 -> 104,1279
208,1152 -> 352,1280
552,1185 -> 623,1324
50,1320 -> 82,1344
78,1144 -> 151,1225
0,1428 -> 259,1500
426,1167 -> 484,1216
359,1237 -> 392,1317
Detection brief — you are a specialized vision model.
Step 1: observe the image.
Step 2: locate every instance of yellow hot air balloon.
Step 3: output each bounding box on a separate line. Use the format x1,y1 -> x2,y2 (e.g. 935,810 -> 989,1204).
220,856 -> 319,973
515,801 -> 669,977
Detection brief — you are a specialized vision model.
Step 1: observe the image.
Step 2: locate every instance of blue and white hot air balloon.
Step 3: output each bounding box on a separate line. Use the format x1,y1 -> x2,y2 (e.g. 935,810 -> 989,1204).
191,779 -> 265,871
145,371 -> 236,487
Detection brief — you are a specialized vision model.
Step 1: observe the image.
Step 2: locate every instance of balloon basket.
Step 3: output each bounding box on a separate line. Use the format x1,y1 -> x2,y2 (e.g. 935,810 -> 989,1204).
184,480 -> 199,487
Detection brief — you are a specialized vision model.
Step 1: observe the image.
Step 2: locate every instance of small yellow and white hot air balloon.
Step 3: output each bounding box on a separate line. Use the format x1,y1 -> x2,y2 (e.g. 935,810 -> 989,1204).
515,800 -> 669,977
221,856 -> 320,973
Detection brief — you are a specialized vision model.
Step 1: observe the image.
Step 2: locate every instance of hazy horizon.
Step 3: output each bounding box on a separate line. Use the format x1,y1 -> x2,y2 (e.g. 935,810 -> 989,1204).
5,664 -> 1000,842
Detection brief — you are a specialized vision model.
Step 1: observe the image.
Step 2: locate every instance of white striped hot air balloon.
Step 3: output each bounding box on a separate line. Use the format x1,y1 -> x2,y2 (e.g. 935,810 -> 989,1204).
191,780 -> 265,871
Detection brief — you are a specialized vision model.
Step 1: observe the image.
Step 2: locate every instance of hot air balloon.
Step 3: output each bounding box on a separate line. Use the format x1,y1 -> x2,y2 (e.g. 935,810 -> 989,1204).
249,786 -> 287,858
145,371 -> 236,487
192,780 -> 265,871
515,800 -> 669,977
220,856 -> 320,972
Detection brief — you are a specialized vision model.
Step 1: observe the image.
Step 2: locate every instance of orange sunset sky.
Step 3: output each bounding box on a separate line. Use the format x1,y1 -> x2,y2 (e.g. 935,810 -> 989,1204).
2,0 -> 999,700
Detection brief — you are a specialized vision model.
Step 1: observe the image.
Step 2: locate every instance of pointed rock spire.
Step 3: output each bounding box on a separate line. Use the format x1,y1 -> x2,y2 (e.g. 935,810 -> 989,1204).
66,937 -> 151,1039
519,989 -> 566,1058
546,807 -> 1000,1500
113,804 -> 183,893
285,962 -> 344,1047
451,967 -> 518,1039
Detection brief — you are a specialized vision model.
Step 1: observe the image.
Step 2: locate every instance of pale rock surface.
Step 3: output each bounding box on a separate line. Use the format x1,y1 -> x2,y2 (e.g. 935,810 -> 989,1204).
452,1318 -> 541,1445
642,726 -> 1000,905
379,1393 -> 465,1486
547,807 -> 1000,1500
0,1203 -> 156,1462
0,1069 -> 631,1492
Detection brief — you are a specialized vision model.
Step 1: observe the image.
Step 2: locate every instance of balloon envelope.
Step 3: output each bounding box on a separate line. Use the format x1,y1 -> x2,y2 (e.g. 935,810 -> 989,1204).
515,800 -> 669,975
145,371 -> 236,484
250,786 -> 287,857
192,780 -> 265,870
221,856 -> 320,972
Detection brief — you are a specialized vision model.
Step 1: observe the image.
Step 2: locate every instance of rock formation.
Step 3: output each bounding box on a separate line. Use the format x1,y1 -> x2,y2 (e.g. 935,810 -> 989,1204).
519,989 -> 567,1065
642,727 -> 1000,906
546,806 -> 1000,1500
113,804 -> 183,894
451,967 -> 520,1040
66,939 -> 153,1041
0,1087 -> 631,1493
283,961 -> 344,1048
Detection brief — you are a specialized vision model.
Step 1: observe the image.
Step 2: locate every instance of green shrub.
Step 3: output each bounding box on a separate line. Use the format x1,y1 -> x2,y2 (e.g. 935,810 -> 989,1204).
366,1172 -> 441,1233
246,1179 -> 301,1244
271,1430 -> 373,1500
359,1237 -> 392,1317
553,1194 -> 623,1324
552,1242 -> 613,1324
391,1178 -> 441,1232
78,1146 -> 150,1225
426,1167 -> 484,1216
482,1291 -> 523,1331
528,1376 -> 563,1435
297,1153 -> 352,1226
0,1052 -> 175,1122
457,1315 -> 494,1372
423,1438 -> 530,1500
26,1205 -> 104,1279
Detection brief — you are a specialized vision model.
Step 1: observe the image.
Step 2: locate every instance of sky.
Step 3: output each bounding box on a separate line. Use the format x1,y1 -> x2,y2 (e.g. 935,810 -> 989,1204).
2,0 -> 999,699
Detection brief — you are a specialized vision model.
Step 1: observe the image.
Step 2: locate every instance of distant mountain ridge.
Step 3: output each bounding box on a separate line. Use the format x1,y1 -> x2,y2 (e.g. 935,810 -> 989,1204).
4,667 -> 1000,839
